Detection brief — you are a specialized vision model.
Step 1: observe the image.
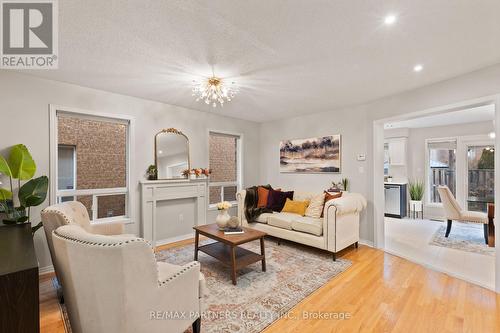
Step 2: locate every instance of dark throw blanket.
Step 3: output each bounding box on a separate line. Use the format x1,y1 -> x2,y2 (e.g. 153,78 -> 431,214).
244,185 -> 273,222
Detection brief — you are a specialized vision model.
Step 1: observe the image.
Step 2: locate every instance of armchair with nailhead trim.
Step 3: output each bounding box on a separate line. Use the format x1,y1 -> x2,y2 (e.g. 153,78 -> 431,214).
52,224 -> 205,333
41,201 -> 129,302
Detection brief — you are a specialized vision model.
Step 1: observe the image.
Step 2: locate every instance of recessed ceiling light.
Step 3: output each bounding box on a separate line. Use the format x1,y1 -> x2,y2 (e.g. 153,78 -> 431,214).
413,64 -> 423,72
384,14 -> 397,25
158,150 -> 163,154
489,132 -> 495,139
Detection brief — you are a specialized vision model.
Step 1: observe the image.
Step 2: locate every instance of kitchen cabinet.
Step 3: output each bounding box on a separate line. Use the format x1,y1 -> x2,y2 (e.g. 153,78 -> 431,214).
388,138 -> 406,166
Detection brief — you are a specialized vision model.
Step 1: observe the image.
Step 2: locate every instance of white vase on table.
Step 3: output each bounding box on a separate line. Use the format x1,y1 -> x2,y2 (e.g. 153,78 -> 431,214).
216,209 -> 230,230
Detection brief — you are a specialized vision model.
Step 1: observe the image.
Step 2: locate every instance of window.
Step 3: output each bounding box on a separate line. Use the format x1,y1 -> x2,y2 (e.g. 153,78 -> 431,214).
428,140 -> 456,203
208,131 -> 241,206
467,145 -> 494,212
383,143 -> 389,176
55,111 -> 130,222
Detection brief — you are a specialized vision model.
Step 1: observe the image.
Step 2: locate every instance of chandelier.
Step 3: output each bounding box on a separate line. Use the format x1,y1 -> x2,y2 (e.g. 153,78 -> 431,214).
192,76 -> 238,108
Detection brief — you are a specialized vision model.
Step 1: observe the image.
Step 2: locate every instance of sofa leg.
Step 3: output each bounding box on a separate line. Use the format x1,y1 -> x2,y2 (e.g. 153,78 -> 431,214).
445,219 -> 452,237
277,239 -> 281,246
332,252 -> 336,261
192,317 -> 201,333
354,241 -> 358,249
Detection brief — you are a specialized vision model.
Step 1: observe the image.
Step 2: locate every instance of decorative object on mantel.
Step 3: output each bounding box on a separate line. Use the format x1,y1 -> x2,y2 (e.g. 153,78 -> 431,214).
182,168 -> 211,179
155,128 -> 190,180
146,165 -> 157,180
0,144 -> 47,235
192,73 -> 239,108
409,180 -> 424,219
280,134 -> 341,173
215,201 -> 232,229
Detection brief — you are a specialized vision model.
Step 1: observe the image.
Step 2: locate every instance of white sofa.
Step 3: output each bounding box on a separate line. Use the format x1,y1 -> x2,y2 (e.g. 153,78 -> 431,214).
237,190 -> 367,260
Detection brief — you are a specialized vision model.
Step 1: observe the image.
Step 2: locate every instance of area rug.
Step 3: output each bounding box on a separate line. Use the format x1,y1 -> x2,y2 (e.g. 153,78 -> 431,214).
58,238 -> 351,333
429,223 -> 495,256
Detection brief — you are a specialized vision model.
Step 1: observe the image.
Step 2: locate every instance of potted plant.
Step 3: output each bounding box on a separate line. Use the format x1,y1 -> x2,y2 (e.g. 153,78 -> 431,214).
408,180 -> 424,216
0,144 -> 48,235
146,165 -> 157,180
341,178 -> 349,192
215,201 -> 232,230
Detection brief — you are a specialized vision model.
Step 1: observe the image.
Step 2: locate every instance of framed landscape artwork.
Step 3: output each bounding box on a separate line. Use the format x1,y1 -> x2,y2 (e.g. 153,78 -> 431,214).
279,135 -> 341,173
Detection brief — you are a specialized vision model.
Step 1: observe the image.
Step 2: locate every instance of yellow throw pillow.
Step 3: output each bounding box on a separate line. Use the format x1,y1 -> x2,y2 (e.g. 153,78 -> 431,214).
281,198 -> 310,216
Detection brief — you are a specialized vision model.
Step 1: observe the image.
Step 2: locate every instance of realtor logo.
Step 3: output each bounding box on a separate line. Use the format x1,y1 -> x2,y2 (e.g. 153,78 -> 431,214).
1,0 -> 58,69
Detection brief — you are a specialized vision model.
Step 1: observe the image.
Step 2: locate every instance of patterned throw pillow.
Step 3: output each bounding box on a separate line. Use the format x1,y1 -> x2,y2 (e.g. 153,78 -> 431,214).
281,198 -> 310,216
321,191 -> 342,217
305,193 -> 325,218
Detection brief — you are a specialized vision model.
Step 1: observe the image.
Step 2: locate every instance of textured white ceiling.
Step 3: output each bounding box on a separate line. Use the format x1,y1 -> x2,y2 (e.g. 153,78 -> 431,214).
20,0 -> 500,122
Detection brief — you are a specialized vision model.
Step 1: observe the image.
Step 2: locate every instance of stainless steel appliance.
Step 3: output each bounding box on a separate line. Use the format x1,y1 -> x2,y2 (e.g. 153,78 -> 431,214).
384,183 -> 407,218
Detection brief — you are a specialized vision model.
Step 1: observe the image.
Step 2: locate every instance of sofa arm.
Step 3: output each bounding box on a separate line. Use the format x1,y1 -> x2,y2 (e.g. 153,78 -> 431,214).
323,193 -> 367,216
88,221 -> 125,235
236,190 -> 248,226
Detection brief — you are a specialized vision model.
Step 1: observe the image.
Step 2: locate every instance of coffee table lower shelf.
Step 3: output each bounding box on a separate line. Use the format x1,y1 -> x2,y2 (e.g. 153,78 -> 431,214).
198,242 -> 264,271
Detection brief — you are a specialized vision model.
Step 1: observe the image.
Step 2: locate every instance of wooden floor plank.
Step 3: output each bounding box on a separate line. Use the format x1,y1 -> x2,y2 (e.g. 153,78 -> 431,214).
39,241 -> 500,333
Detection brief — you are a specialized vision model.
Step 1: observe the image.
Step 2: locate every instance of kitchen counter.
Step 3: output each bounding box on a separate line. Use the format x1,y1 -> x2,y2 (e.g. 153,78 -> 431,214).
384,181 -> 408,185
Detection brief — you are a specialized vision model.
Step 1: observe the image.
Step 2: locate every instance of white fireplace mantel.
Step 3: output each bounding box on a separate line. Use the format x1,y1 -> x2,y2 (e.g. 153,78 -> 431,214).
140,178 -> 207,248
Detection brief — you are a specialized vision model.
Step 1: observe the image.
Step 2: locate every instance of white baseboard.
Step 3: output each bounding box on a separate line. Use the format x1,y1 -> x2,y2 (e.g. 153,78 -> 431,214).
155,233 -> 194,247
39,265 -> 54,275
359,239 -> 374,247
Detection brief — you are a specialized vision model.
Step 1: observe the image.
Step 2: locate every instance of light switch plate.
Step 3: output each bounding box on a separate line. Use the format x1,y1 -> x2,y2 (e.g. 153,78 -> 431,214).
357,153 -> 366,161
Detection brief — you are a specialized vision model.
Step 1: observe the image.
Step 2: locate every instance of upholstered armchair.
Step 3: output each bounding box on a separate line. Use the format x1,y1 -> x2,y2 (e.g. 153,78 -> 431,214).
437,186 -> 489,244
41,201 -> 126,281
52,224 -> 205,333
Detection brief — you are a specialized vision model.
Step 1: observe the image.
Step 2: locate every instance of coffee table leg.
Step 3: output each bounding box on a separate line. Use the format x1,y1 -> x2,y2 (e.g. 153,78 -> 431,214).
230,246 -> 237,285
260,237 -> 266,272
194,231 -> 199,261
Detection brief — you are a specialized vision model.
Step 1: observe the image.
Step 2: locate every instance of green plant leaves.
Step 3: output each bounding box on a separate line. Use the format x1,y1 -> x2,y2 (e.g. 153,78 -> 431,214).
0,155 -> 12,177
0,188 -> 13,201
9,144 -> 36,180
19,176 -> 48,208
409,180 -> 424,201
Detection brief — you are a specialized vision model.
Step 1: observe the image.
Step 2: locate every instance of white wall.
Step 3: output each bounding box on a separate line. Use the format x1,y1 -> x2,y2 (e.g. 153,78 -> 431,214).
260,63 -> 500,244
0,71 -> 261,271
260,106 -> 372,241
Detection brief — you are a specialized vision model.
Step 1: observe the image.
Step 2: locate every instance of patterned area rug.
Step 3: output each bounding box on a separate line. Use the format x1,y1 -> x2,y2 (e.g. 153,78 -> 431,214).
429,223 -> 495,256
58,238 -> 351,333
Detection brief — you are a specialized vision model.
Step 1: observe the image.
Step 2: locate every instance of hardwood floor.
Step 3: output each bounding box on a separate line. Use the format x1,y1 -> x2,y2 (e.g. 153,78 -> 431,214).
39,241 -> 500,333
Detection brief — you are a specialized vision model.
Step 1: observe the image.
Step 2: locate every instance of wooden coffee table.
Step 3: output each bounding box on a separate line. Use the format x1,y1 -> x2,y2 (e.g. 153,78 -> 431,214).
193,224 -> 267,285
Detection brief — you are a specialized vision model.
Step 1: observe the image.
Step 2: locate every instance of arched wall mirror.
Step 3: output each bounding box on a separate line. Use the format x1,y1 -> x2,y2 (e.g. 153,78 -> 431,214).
155,128 -> 190,180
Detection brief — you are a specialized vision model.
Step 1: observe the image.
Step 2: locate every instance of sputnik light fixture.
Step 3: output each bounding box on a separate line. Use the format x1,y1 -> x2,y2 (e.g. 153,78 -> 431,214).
192,73 -> 239,108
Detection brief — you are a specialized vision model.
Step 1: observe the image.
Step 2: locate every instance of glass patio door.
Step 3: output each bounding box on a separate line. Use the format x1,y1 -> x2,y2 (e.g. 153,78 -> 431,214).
467,145 -> 494,212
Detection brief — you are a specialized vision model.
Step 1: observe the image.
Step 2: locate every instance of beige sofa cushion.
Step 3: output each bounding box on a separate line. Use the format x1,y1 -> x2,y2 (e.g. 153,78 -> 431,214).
291,216 -> 323,236
267,212 -> 301,230
255,212 -> 274,224
305,193 -> 325,219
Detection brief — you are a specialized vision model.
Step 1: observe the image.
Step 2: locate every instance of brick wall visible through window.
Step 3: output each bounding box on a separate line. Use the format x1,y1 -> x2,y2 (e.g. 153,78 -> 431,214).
209,132 -> 240,205
57,115 -> 127,219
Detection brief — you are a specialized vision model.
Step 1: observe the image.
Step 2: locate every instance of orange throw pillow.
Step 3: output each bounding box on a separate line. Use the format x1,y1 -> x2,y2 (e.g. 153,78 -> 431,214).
321,191 -> 342,217
257,186 -> 270,208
